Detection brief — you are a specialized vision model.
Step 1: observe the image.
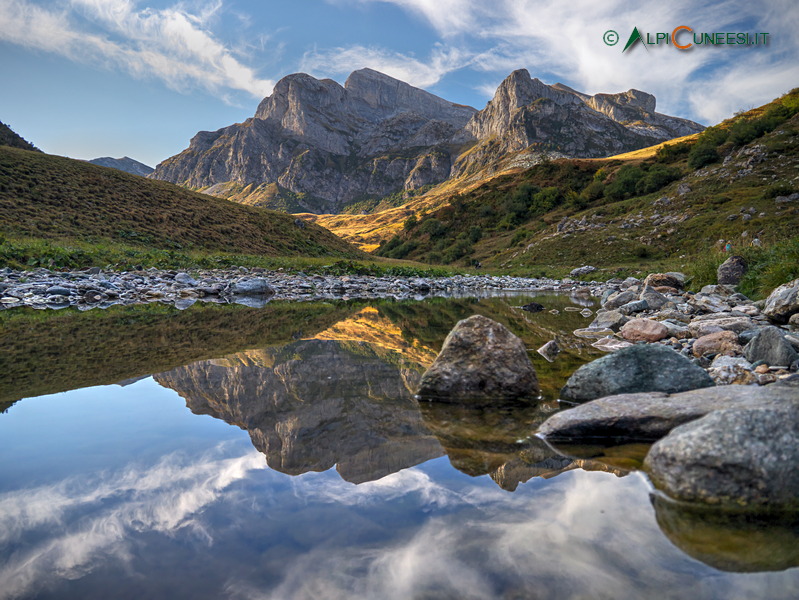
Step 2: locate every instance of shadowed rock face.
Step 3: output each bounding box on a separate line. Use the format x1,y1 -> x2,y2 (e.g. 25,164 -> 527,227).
151,68 -> 476,212
151,68 -> 702,212
154,339 -> 444,484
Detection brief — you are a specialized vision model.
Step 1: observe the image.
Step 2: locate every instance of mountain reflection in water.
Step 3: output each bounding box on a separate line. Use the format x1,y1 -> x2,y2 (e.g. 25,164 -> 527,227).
2,294 -> 799,599
152,302 -> 623,488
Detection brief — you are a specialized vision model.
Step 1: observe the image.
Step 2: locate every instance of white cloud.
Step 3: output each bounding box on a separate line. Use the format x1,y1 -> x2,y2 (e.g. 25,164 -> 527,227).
0,0 -> 275,99
0,447 -> 266,600
300,43 -> 472,89
342,0 -> 799,124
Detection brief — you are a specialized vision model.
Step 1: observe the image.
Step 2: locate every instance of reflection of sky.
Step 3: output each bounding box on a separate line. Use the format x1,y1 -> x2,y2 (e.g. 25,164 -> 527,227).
2,381 -> 799,599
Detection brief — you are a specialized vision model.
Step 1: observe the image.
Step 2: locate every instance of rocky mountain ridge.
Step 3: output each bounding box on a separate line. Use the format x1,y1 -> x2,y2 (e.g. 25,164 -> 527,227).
151,68 -> 702,213
88,156 -> 154,176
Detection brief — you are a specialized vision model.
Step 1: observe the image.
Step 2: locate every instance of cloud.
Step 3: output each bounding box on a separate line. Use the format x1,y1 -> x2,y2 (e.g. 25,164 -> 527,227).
0,0 -> 275,99
342,0 -> 799,123
300,43 -> 472,89
0,446 -> 266,600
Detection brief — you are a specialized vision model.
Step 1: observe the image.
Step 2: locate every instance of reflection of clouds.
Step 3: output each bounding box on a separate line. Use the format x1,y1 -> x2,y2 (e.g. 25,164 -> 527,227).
290,467 -> 502,509
241,470 -> 798,600
0,446 -> 265,600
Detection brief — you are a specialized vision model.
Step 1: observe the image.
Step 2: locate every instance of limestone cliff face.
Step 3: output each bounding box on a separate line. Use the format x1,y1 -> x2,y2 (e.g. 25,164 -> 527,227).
151,68 -> 475,213
151,67 -> 703,213
453,69 -> 704,177
153,339 -> 444,484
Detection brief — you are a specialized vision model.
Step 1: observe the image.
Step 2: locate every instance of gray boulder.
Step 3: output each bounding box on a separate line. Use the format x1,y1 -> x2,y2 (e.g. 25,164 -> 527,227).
618,299 -> 649,315
417,315 -> 539,400
570,265 -> 597,278
231,278 -> 276,296
560,344 -> 714,402
603,289 -> 637,310
639,285 -> 669,310
743,326 -> 799,366
764,278 -> 799,323
717,255 -> 747,286
645,407 -> 799,509
588,309 -> 628,332
539,380 -> 799,442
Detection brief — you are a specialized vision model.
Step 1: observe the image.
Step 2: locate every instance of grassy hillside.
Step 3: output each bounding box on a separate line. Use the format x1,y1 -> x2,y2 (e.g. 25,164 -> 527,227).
0,121 -> 38,152
0,145 -> 366,268
373,88 -> 799,291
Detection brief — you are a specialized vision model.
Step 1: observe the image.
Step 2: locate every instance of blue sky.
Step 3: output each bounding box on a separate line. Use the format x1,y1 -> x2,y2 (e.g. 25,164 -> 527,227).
1,0 -> 797,167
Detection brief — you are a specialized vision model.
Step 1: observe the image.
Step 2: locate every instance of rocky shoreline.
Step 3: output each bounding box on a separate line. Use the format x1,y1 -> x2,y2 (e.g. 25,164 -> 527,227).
0,266 -> 599,311
413,268 -> 799,512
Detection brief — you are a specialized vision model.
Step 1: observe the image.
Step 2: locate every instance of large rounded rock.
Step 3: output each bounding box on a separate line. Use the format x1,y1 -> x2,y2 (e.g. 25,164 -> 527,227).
417,315 -> 539,400
717,255 -> 747,286
539,380 -> 799,442
560,344 -> 714,402
645,407 -> 799,509
743,326 -> 799,366
620,318 -> 669,342
764,278 -> 799,323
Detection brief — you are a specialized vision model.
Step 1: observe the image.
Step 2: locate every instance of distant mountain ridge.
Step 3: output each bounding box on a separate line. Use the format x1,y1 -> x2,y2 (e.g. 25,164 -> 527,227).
89,156 -> 154,176
151,68 -> 703,213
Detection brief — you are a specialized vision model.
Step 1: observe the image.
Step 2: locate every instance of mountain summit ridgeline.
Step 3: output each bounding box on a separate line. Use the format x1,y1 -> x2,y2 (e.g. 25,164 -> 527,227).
151,68 -> 703,213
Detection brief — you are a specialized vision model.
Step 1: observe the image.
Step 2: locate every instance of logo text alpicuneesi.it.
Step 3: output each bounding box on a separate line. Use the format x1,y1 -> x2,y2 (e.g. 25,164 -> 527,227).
603,26 -> 770,51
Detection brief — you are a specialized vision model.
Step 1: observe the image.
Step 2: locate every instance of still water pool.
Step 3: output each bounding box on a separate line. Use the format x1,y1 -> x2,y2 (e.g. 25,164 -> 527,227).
1,294 -> 798,599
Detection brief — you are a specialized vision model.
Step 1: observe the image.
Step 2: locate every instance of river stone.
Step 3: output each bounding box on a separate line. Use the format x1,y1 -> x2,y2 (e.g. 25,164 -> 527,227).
602,290 -> 637,310
717,255 -> 748,286
231,278 -> 276,296
618,299 -> 649,315
174,272 -> 198,285
560,344 -> 714,402
764,278 -> 799,323
645,407 -> 799,509
743,326 -> 799,366
45,285 -> 73,296
620,318 -> 669,342
688,316 -> 755,338
588,309 -> 628,332
570,265 -> 597,278
539,380 -> 799,442
707,355 -> 756,385
692,330 -> 742,358
644,273 -> 684,290
639,285 -> 669,310
689,294 -> 732,314
417,315 -> 539,400
661,319 -> 690,339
